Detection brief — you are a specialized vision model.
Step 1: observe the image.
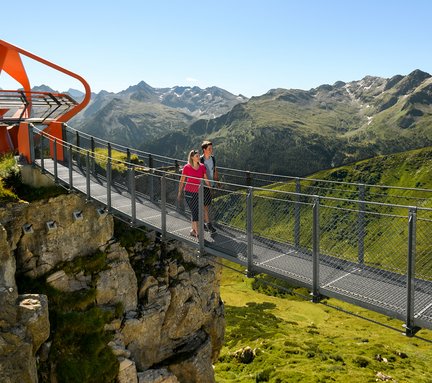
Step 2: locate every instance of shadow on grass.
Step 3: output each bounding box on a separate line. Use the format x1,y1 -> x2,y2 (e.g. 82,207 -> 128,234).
224,302 -> 286,347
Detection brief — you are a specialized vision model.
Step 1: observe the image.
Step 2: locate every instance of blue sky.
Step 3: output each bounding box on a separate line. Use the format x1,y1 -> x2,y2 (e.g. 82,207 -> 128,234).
1,0 -> 432,97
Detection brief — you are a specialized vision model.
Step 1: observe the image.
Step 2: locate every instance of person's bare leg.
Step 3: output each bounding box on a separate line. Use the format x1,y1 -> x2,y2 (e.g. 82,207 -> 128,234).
204,205 -> 210,223
192,221 -> 199,236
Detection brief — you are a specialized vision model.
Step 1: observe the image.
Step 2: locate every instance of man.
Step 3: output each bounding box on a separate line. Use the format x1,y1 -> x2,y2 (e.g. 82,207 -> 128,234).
200,140 -> 219,234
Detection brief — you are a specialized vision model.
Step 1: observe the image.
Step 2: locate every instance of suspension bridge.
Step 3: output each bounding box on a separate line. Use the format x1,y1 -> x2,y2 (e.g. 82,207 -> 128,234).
1,39 -> 432,337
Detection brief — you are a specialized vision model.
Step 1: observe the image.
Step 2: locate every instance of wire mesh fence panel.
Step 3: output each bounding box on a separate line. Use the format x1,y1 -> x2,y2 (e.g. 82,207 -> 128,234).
361,212 -> 409,275
210,186 -> 249,259
166,175 -> 195,239
319,204 -> 361,264
415,218 -> 432,282
250,194 -> 296,244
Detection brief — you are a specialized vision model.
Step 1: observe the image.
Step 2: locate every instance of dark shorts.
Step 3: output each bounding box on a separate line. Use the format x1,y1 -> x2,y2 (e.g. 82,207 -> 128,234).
204,187 -> 212,206
185,191 -> 199,221
185,188 -> 212,221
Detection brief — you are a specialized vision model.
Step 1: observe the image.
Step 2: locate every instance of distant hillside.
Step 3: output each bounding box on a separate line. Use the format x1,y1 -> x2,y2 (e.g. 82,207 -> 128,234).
145,70 -> 432,176
312,145 -> 432,192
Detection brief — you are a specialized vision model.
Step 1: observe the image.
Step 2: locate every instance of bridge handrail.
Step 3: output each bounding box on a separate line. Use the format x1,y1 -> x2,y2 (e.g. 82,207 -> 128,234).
62,124 -> 432,206
33,125 -> 432,213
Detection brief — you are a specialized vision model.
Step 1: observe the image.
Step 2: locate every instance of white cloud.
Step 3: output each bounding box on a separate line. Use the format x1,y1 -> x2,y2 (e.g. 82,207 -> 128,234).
185,77 -> 199,84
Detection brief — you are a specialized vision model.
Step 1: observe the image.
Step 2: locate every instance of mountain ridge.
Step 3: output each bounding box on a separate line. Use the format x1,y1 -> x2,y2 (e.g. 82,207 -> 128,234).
23,69 -> 432,176
143,69 -> 432,176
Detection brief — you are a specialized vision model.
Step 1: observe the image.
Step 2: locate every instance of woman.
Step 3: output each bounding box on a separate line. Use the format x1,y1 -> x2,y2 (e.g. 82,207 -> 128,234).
177,149 -> 211,238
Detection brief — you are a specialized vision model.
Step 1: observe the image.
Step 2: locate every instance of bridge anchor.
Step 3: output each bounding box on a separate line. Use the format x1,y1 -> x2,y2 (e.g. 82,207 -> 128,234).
310,292 -> 324,303
403,324 -> 421,337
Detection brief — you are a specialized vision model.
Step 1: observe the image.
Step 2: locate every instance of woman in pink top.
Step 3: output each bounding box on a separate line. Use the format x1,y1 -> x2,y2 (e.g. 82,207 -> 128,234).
177,149 -> 211,238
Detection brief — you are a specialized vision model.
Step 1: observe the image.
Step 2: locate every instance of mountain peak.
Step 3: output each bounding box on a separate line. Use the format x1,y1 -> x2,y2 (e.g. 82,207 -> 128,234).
122,80 -> 154,94
407,69 -> 431,82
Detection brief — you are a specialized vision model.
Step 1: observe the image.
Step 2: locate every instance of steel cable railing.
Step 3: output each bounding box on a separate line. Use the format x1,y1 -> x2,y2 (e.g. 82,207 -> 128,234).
63,124 -> 432,207
27,123 -> 432,336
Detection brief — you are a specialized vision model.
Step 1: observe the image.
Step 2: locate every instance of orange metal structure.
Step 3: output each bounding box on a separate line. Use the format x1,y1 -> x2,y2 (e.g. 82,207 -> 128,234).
0,39 -> 91,162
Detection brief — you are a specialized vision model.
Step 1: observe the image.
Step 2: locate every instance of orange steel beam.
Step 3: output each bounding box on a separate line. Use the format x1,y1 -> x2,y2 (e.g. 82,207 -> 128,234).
0,39 -> 91,122
1,40 -> 91,162
0,43 -> 31,117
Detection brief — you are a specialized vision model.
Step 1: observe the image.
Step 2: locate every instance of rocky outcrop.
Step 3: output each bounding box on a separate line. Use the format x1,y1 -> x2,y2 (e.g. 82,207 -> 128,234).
1,198 -> 50,383
1,193 -> 114,278
0,289 -> 49,383
0,193 -> 224,383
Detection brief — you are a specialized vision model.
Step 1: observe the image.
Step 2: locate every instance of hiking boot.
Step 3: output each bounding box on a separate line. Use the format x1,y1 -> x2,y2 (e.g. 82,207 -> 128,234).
205,222 -> 217,234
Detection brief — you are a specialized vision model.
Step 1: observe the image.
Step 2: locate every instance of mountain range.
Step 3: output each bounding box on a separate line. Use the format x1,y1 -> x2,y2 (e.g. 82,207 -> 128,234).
143,69 -> 432,175
31,69 -> 432,176
67,82 -> 248,147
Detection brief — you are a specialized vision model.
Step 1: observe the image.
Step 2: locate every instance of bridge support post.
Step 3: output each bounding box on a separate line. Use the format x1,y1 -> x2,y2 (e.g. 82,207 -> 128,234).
358,184 -> 365,265
53,139 -> 58,183
68,144 -> 73,191
246,187 -> 254,278
40,133 -> 45,173
311,196 -> 322,303
148,154 -> 154,201
198,179 -> 205,256
161,175 -> 167,241
75,131 -> 80,163
90,137 -> 95,175
130,165 -> 136,226
404,207 -> 421,337
246,171 -> 252,187
106,143 -> 112,212
86,151 -> 91,201
294,178 -> 301,248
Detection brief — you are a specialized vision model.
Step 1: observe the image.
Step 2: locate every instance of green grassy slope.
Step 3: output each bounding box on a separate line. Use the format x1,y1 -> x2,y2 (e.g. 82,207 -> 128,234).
215,261 -> 432,383
214,146 -> 432,382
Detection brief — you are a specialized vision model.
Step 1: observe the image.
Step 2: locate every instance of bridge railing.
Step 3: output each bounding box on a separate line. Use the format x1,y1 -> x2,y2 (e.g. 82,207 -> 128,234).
62,124 -> 432,207
29,123 -> 432,335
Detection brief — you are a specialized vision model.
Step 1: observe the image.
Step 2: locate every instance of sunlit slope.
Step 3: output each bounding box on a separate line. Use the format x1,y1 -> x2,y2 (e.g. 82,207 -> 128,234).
213,146 -> 432,279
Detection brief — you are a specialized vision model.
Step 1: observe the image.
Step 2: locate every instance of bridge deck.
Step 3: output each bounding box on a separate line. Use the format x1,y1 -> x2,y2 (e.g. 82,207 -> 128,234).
35,159 -> 432,332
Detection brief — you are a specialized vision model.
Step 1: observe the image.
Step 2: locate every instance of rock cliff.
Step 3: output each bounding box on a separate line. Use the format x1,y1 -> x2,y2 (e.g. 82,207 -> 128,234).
0,193 -> 224,383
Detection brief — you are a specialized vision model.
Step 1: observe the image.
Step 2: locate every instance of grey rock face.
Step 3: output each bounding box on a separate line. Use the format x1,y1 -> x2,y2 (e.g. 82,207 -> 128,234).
0,193 -> 224,383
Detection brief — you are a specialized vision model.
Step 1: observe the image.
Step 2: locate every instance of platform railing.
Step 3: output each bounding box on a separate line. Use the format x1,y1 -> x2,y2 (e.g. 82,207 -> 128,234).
29,123 -> 432,336
62,124 -> 432,208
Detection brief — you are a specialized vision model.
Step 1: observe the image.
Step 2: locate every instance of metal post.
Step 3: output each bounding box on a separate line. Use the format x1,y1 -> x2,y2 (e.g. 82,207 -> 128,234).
148,154 -> 154,201
53,139 -> 58,183
126,148 -> 131,163
358,184 -> 365,264
311,196 -> 321,302
86,151 -> 91,201
246,187 -> 254,277
198,179 -> 205,255
75,130 -> 80,162
90,136 -> 95,175
106,143 -> 112,211
404,207 -> 420,336
126,149 -> 132,194
294,177 -> 301,248
68,144 -> 73,191
161,174 -> 167,241
130,165 -> 136,225
246,171 -> 252,187
40,134 -> 45,173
